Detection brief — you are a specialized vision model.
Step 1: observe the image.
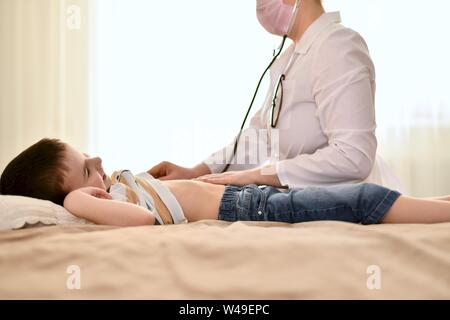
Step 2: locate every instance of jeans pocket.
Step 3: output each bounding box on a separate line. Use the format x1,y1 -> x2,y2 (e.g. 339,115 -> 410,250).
236,185 -> 262,217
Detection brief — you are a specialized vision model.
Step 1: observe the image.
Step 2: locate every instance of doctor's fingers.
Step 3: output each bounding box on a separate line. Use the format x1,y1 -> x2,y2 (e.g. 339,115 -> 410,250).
197,175 -> 247,186
148,161 -> 173,178
197,177 -> 229,185
195,173 -> 239,184
196,172 -> 235,180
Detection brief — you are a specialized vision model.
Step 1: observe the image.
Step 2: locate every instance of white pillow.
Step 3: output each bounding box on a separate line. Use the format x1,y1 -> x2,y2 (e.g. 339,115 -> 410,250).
0,195 -> 93,231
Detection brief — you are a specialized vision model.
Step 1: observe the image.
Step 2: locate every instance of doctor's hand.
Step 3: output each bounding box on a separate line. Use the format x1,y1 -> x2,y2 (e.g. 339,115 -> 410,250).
148,161 -> 211,181
195,166 -> 283,188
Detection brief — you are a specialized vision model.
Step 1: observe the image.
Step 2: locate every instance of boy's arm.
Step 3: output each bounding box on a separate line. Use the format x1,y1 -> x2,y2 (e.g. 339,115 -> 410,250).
63,187 -> 155,226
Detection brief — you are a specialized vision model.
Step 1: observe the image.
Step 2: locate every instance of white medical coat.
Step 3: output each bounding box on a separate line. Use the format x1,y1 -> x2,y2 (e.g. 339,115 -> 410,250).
204,12 -> 403,192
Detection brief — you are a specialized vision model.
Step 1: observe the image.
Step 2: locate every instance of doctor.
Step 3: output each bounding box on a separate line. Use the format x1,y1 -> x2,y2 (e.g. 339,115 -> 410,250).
149,0 -> 403,191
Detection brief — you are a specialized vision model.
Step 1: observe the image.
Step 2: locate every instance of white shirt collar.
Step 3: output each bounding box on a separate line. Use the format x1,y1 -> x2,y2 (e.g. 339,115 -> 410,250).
294,11 -> 342,55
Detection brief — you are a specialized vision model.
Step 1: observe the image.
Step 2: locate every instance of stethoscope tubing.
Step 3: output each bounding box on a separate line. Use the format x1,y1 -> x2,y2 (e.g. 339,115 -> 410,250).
222,35 -> 288,173
221,0 -> 301,173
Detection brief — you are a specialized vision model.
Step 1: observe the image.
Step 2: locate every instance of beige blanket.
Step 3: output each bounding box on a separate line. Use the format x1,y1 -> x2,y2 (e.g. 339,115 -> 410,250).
0,221 -> 449,299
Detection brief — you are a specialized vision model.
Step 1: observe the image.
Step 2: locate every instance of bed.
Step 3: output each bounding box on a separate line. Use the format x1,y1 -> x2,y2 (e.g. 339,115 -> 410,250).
1,222 -> 450,299
0,196 -> 449,299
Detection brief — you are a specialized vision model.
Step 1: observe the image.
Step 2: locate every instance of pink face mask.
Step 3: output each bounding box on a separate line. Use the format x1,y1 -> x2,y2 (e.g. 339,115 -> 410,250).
256,0 -> 299,36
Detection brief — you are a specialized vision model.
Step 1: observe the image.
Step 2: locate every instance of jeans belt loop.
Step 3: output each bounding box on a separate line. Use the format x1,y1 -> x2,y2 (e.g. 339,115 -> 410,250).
257,187 -> 268,213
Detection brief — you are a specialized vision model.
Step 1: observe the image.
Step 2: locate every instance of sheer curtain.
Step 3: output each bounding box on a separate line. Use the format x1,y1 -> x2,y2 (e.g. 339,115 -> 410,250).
0,0 -> 90,173
91,0 -> 450,197
323,0 -> 450,197
89,0 -> 274,174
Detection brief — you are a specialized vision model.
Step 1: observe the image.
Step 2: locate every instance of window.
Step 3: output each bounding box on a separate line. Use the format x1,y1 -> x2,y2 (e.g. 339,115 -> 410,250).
91,0 -> 450,196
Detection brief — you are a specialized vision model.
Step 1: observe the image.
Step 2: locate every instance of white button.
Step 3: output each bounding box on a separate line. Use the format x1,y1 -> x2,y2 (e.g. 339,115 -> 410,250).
258,211 -> 263,215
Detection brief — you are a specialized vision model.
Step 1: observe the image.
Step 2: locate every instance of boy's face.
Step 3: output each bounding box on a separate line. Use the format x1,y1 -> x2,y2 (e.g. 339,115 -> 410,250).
63,144 -> 112,193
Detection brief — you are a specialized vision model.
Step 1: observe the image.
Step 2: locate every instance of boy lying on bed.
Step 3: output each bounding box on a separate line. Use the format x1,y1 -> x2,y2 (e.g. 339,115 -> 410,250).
1,138 -> 450,227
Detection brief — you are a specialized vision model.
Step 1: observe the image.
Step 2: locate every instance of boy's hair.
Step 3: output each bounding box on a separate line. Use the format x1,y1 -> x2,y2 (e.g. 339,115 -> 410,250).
0,138 -> 69,206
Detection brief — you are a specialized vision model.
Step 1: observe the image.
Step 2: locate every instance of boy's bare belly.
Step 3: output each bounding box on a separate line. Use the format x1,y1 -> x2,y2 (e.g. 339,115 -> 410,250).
161,180 -> 226,222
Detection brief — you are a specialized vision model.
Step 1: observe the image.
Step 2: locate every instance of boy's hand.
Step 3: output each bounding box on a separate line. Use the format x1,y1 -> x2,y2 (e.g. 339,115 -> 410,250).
77,187 -> 112,200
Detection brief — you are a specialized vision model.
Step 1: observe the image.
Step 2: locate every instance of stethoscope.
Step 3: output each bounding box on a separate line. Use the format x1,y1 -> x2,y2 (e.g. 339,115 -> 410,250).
222,0 -> 301,173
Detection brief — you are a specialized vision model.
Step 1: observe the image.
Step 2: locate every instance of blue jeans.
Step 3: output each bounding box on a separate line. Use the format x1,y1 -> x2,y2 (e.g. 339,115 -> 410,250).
218,183 -> 402,225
